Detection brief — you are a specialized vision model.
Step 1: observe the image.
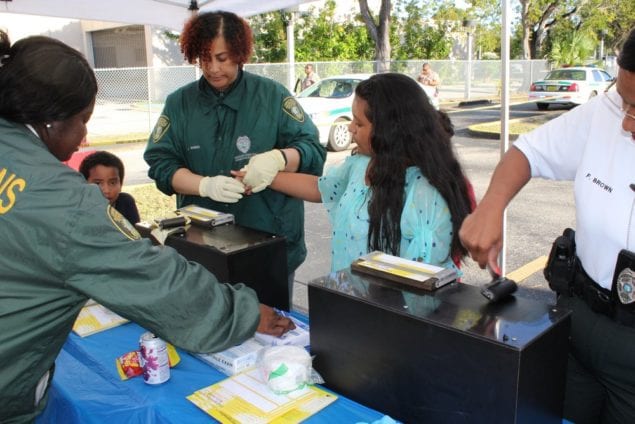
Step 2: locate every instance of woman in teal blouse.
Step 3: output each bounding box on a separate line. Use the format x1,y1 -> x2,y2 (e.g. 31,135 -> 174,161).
262,73 -> 473,272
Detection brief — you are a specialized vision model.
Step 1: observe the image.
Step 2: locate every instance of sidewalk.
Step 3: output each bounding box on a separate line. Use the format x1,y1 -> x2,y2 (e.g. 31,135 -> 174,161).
444,93 -> 546,139
87,101 -> 159,146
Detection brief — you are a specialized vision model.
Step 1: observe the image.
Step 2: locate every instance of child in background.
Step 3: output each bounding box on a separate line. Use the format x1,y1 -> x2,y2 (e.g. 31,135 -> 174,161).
79,151 -> 141,224
259,73 -> 473,272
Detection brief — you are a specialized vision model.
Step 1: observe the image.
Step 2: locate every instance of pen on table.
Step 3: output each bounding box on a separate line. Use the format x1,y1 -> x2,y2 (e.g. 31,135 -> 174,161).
273,308 -> 290,318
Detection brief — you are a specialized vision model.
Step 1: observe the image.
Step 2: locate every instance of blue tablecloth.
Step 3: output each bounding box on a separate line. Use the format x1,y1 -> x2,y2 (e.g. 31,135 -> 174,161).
36,318 -> 386,423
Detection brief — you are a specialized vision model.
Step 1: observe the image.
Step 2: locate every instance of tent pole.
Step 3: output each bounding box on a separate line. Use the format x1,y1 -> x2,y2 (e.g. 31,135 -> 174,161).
285,8 -> 297,92
499,0 -> 511,275
188,1 -> 199,14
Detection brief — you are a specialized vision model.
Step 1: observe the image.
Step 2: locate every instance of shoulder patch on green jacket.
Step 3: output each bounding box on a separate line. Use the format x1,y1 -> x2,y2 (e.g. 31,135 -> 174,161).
107,205 -> 141,240
282,97 -> 305,122
151,115 -> 170,143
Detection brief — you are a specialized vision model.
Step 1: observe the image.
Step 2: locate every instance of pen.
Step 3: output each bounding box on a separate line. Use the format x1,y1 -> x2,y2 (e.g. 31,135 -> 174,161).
273,308 -> 290,318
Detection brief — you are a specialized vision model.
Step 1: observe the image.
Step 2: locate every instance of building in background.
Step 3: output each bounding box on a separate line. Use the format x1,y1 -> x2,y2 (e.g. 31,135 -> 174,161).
0,13 -> 183,68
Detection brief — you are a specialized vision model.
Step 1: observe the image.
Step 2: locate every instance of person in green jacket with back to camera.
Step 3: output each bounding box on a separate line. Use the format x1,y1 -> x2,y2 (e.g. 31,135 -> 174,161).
144,11 -> 326,305
0,29 -> 294,424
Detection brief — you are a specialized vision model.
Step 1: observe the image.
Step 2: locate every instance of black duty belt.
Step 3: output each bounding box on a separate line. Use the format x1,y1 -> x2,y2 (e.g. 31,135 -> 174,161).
570,261 -> 635,327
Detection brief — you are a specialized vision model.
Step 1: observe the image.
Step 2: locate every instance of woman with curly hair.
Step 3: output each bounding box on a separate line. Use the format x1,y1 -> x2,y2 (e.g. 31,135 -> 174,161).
265,72 -> 473,272
144,11 -> 325,304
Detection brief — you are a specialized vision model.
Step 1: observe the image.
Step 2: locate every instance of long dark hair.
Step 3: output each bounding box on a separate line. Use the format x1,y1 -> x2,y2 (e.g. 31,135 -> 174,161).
358,73 -> 471,261
617,27 -> 635,72
0,31 -> 97,125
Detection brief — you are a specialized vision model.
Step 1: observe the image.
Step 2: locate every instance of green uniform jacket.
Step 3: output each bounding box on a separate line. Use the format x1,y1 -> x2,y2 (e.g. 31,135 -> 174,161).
0,118 -> 260,423
144,71 -> 326,273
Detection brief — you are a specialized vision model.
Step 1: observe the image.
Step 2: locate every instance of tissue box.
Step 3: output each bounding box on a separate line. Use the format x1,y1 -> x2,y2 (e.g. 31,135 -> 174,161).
196,338 -> 266,376
255,315 -> 310,348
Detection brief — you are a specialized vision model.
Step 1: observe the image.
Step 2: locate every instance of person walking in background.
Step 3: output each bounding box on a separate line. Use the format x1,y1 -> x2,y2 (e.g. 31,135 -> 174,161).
0,30 -> 293,424
143,11 -> 325,305
459,27 -> 635,424
79,150 -> 141,224
301,64 -> 320,91
417,62 -> 440,92
259,73 -> 473,273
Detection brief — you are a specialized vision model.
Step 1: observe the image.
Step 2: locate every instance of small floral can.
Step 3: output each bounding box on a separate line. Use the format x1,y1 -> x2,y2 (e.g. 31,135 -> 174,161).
139,332 -> 170,385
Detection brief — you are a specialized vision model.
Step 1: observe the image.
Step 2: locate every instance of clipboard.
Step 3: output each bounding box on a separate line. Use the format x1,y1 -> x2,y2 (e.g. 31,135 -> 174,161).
175,204 -> 234,227
351,251 -> 457,291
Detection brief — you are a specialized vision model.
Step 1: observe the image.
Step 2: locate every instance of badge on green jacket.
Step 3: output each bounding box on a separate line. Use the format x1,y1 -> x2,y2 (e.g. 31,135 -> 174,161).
151,115 -> 170,143
282,97 -> 305,122
107,205 -> 141,240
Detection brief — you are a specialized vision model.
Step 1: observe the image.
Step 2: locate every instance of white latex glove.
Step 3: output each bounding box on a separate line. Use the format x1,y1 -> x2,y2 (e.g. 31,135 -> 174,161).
242,150 -> 286,193
198,176 -> 245,203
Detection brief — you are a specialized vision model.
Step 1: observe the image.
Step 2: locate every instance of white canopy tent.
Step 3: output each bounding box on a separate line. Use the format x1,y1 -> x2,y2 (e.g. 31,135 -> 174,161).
0,0 -> 314,31
0,0 -> 312,87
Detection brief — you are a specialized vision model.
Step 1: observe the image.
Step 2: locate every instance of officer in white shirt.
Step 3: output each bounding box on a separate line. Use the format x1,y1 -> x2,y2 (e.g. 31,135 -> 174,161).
459,27 -> 635,424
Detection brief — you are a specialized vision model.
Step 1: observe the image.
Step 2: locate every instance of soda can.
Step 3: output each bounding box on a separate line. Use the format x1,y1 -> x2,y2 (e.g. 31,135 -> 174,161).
139,332 -> 170,384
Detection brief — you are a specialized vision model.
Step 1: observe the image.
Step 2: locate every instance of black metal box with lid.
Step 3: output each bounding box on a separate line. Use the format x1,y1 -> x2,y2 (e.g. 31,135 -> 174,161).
163,224 -> 288,310
308,269 -> 571,423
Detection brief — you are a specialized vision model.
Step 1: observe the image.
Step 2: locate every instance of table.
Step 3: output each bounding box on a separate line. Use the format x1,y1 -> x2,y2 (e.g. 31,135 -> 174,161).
36,319 -> 386,423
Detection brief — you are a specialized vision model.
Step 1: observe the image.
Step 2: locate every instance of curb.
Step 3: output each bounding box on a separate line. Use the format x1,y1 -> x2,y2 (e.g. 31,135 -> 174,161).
466,112 -> 557,140
87,137 -> 148,147
466,126 -> 519,140
458,99 -> 492,107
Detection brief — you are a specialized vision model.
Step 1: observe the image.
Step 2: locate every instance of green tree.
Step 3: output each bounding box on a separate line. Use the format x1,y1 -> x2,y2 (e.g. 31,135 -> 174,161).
249,1 -> 374,63
547,30 -> 595,66
249,0 -> 633,66
429,1 -> 502,59
517,0 -> 583,59
575,0 -> 635,56
392,0 -> 452,60
359,0 -> 392,72
295,0 -> 374,61
249,12 -> 288,63
530,0 -> 634,62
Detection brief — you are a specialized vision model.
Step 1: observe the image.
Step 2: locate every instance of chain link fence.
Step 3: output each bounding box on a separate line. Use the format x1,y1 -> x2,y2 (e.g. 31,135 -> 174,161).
89,59 -> 551,143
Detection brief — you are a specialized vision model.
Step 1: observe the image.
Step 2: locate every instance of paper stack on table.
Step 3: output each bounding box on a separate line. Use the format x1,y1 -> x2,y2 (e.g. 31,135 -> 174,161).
72,301 -> 128,337
187,367 -> 337,423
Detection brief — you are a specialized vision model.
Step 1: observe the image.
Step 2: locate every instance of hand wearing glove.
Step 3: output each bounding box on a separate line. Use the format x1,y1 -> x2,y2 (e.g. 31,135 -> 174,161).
242,149 -> 286,193
198,175 -> 245,203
